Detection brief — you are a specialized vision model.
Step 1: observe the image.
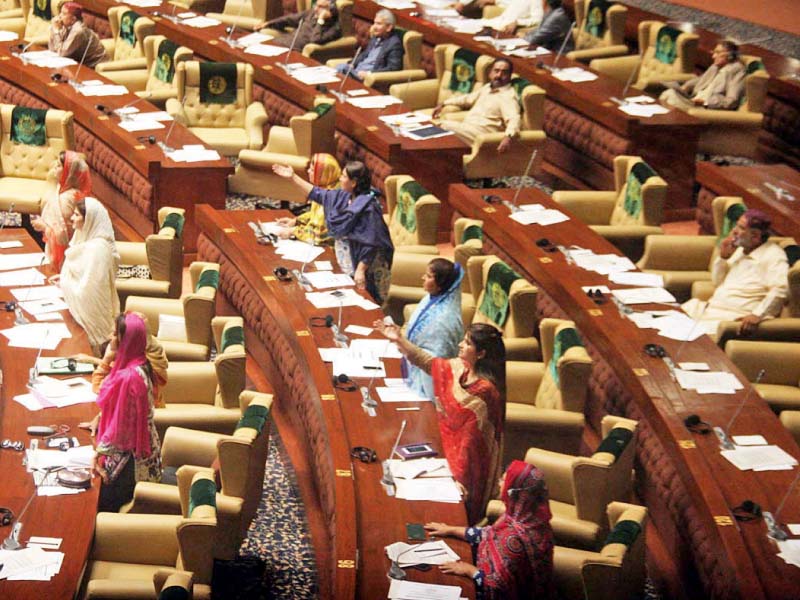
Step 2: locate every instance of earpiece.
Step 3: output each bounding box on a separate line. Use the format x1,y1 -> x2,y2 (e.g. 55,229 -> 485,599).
0,507 -> 13,526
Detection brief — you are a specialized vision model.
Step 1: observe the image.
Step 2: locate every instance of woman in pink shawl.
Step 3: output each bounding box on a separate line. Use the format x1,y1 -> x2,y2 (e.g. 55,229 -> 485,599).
425,461 -> 554,600
32,151 -> 91,271
92,312 -> 161,512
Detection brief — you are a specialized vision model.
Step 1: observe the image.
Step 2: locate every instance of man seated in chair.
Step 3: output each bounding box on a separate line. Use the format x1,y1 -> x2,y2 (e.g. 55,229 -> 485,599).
659,40 -> 745,111
256,0 -> 341,49
432,58 -> 520,154
524,0 -> 573,53
335,9 -> 402,81
457,0 -> 543,35
48,2 -> 107,68
682,209 -> 789,336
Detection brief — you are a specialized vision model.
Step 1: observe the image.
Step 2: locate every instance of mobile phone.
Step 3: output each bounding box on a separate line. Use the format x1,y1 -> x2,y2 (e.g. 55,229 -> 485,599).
406,523 -> 426,541
397,443 -> 437,460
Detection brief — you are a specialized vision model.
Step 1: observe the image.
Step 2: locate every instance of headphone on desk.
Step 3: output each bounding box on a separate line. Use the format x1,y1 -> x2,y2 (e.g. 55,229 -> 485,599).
0,507 -> 12,526
333,373 -> 357,392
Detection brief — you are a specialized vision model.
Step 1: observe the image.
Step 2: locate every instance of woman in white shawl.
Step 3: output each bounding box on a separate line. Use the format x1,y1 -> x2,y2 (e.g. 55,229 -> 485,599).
52,197 -> 120,353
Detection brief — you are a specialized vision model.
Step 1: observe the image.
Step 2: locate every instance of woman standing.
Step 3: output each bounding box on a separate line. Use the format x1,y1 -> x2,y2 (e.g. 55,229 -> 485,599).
377,322 -> 505,523
424,461 -> 555,600
92,313 -> 162,512
33,151 -> 92,271
272,160 -> 394,304
52,197 -> 119,353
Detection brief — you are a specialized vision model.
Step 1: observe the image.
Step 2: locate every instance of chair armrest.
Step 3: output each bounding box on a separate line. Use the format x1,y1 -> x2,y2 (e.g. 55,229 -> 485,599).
363,69 -> 428,92
505,337 -> 541,362
237,149 -> 308,170
302,36 -> 357,62
326,58 -> 349,67
687,108 -> 763,126
717,318 -> 800,346
91,513 -> 182,564
522,407 -> 585,432
567,44 -> 629,63
389,78 -> 439,110
691,280 -> 715,301
636,235 -> 715,271
165,98 -> 188,125
245,102 -> 268,149
137,88 -> 177,106
117,241 -> 148,266
123,482 -> 182,516
552,192 -> 617,225
639,72 -> 694,92
589,54 -> 640,84
162,426 -> 223,467
96,58 -> 148,73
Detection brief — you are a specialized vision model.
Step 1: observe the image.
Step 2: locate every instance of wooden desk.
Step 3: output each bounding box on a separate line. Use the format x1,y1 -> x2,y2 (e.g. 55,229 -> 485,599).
352,0 -> 704,220
758,77 -> 800,170
696,162 -> 800,238
449,184 -> 800,600
0,42 -> 232,255
0,230 -> 98,599
195,205 -> 475,600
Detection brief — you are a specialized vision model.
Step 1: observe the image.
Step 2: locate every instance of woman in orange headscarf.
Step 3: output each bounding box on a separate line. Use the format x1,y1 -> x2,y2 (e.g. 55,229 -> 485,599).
33,151 -> 92,271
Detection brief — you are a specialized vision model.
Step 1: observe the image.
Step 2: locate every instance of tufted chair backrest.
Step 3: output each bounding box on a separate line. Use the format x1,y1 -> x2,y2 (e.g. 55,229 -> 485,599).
384,175 -> 441,248
635,20 -> 698,88
609,155 -> 666,227
469,255 -> 537,338
107,6 -> 155,62
574,0 -> 627,51
21,0 -> 57,41
535,318 -> 592,412
175,61 -> 253,129
433,44 -> 493,105
144,35 -> 193,94
212,316 -> 246,409
0,104 -> 74,179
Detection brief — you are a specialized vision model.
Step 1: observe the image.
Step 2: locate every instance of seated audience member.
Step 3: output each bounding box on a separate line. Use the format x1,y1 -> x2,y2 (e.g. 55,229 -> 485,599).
425,461 -> 554,599
525,0 -> 573,53
335,9 -> 402,80
48,2 -> 107,68
682,209 -> 789,336
256,0 -> 341,49
433,58 -> 520,153
458,0 -> 543,34
659,41 -> 745,111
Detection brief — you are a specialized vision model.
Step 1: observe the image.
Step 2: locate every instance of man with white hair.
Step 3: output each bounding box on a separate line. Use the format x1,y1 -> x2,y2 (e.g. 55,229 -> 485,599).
336,9 -> 403,81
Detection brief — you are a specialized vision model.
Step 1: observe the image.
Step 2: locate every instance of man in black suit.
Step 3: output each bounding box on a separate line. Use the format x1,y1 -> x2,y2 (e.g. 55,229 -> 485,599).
525,0 -> 574,53
336,9 -> 403,81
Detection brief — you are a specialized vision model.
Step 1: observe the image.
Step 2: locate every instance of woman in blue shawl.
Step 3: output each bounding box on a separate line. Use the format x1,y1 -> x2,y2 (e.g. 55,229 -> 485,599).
273,161 -> 394,304
399,258 -> 464,398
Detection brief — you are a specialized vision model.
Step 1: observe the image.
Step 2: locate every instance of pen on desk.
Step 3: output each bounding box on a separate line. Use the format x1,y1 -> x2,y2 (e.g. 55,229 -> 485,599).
396,407 -> 420,412
363,365 -> 382,370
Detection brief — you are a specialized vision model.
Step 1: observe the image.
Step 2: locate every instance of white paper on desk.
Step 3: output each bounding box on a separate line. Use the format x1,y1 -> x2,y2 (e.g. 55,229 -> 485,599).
28,537 -> 63,550
777,540 -> 800,568
3,322 -> 71,350
306,288 -> 363,309
344,324 -> 372,336
649,312 -> 705,341
624,95 -> 656,104
553,67 -> 598,82
331,356 -> 386,378
6,550 -> 64,580
572,252 -> 635,275
0,547 -> 56,580
356,297 -> 381,311
388,458 -> 452,479
510,208 -> 568,226
386,540 -> 460,566
314,260 -> 333,271
257,221 -> 284,236
0,252 -> 46,271
274,239 -> 325,263
394,478 -> 462,503
388,578 -> 462,600
377,0 -> 417,9
619,103 -> 670,117
245,43 -> 287,57
168,147 -> 221,162
20,297 -> 69,315
36,311 -> 64,322
37,485 -> 85,497
0,240 -> 23,249
380,112 -> 429,127
0,30 -> 18,41
304,271 -> 355,289
350,338 -> 402,358
732,435 -> 768,446
291,66 -> 340,85
674,369 -> 743,393
11,285 -> 62,302
124,0 -> 162,6
130,111 -> 172,122
13,393 -> 47,411
609,271 -> 664,287
678,362 -> 710,371
612,287 -> 676,305
377,386 -> 429,403
236,32 -> 274,47
27,56 -> 77,68
425,7 -> 459,17
720,445 -> 798,471
118,119 -> 165,132
79,84 -> 129,96
443,17 -> 485,34
182,15 -> 221,27
508,46 -> 551,58
348,95 -> 403,109
347,89 -> 369,97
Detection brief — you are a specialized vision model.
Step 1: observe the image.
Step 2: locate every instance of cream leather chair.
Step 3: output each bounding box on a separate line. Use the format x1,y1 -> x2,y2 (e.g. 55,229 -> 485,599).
95,7 -> 154,86
229,98 -> 336,202
523,415 -> 638,549
0,0 -> 22,19
154,571 -> 194,600
461,80 -> 547,180
82,471 -> 217,600
301,0 -> 357,63
0,104 -> 74,214
116,207 -> 185,308
465,255 -> 539,361
126,36 -> 193,107
590,20 -> 698,92
126,262 -> 221,362
725,340 -> 800,414
389,44 -> 494,114
154,318 -> 246,437
504,319 -> 593,464
384,175 -> 440,254
567,0 -> 628,63
124,393 -> 272,560
207,0 -> 267,31
688,57 -> 769,159
554,502 -> 648,600
0,0 -> 58,45
160,0 -> 225,13
553,155 -> 666,262
166,61 -> 267,157
781,411 -> 800,446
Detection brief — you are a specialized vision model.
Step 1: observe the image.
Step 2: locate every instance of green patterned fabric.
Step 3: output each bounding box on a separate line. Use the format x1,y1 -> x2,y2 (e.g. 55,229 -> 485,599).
10,107 -> 47,146
746,60 -> 766,75
396,180 -> 428,233
623,161 -> 656,219
155,39 -> 179,83
33,0 -> 51,21
199,62 -> 237,104
159,586 -> 190,600
548,327 -> 583,385
196,269 -> 220,291
120,10 -> 140,47
221,325 -> 244,351
312,102 -> 333,117
461,224 -> 483,243
785,245 -> 800,268
584,0 -> 610,38
509,77 -> 531,107
478,261 -> 521,328
654,25 -> 681,64
604,519 -> 642,547
161,211 -> 185,236
237,403 -> 269,433
188,478 -> 216,515
719,202 -> 746,243
449,48 -> 480,94
595,427 -> 633,460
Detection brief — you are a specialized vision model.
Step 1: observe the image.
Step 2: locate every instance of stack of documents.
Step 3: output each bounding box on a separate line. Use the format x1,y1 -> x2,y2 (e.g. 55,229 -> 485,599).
442,17 -> 485,34
0,547 -> 64,581
567,249 -> 635,275
377,379 -> 429,403
0,252 -> 46,272
78,82 -> 129,97
18,51 -> 76,68
274,239 -> 325,263
508,203 -> 569,226
14,375 -> 96,410
721,446 -> 798,471
167,145 -> 221,163
625,310 -> 706,341
303,271 -> 355,289
387,458 -> 451,479
348,95 -> 403,109
388,579 -> 462,600
674,369 -> 743,394
290,65 -> 340,85
319,347 -> 387,378
379,112 -> 430,128
385,540 -> 460,566
611,287 -> 677,305
777,540 -> 800,568
1,322 -> 71,350
552,67 -> 598,82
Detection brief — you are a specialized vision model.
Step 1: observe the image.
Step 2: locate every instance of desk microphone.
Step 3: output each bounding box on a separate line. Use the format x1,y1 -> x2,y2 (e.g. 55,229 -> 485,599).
13,40 -> 35,62
361,370 -> 380,413
764,468 -> 800,542
714,368 -> 764,450
331,46 -> 362,101
158,96 -> 187,155
220,0 -> 248,48
292,236 -> 315,290
277,18 -> 304,72
15,255 -> 45,326
27,330 -> 50,388
68,36 -> 93,91
332,293 -> 349,347
2,470 -> 46,550
381,419 -> 408,489
539,20 -> 575,73
610,62 -> 640,107
503,149 -> 537,214
0,202 -> 15,232
113,92 -> 153,120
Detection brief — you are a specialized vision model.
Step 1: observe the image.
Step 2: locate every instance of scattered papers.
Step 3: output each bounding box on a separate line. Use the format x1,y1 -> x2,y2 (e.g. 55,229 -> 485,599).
0,267 -> 45,287
674,369 -> 743,394
244,43 -> 287,57
630,311 -> 705,341
18,376 -> 96,410
344,324 -> 372,336
0,252 -> 46,271
377,385 -> 429,403
182,15 -> 221,27
235,32 -> 274,47
552,67 -> 598,82
167,145 -> 221,163
19,51 -> 76,68
377,0 -> 417,8
442,17 -> 485,34
732,435 -> 768,446
609,271 -> 664,287
348,95 -> 403,109
619,102 -> 670,117
611,287 -> 677,305
306,287 -> 364,309
11,285 -> 63,302
274,239 -> 325,263
721,446 -> 797,471
379,111 -> 430,127
0,547 -> 63,581
777,540 -> 800,569
78,84 -> 129,96
394,478 -> 462,502
388,579 -> 462,600
509,206 -> 568,226
350,338 -> 403,359
0,30 -> 18,42
118,119 -> 166,132
1,322 -> 71,350
569,250 -> 635,275
303,271 -> 355,289
124,0 -> 162,6
385,540 -> 460,566
0,240 -> 23,249
20,297 -> 69,315
314,260 -> 333,270
387,458 -> 451,479
291,65 -> 340,85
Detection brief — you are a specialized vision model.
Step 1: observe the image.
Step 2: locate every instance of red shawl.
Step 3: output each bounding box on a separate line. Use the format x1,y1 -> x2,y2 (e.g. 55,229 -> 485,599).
477,460 -> 554,600
432,357 -> 504,524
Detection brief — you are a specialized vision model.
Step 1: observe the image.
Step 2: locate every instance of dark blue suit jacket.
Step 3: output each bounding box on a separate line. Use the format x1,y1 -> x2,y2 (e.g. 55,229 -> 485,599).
352,31 -> 404,74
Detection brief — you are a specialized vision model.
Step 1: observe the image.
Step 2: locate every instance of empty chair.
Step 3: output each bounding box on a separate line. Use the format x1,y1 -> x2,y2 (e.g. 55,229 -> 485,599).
130,35 -> 193,108
505,318 -> 593,464
0,0 -> 22,19
95,6 -> 155,86
567,0 -> 629,63
0,0 -> 58,45
207,0 -> 268,31
725,340 -> 800,414
384,175 -> 441,254
553,155 -> 666,262
116,207 -> 186,308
